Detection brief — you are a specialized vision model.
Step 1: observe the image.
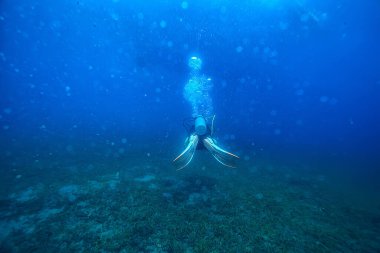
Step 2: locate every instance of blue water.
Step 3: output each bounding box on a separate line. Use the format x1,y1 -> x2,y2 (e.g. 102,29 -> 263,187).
1,1 -> 380,252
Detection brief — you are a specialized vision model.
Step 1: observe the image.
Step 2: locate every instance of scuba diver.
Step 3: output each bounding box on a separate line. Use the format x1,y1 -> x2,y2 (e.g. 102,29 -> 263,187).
173,56 -> 239,170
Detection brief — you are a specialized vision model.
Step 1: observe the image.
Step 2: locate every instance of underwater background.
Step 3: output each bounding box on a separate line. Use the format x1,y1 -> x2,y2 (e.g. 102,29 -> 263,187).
1,0 -> 380,252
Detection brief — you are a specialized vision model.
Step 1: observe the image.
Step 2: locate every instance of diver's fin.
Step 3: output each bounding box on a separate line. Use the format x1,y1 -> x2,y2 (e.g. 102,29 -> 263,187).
203,137 -> 239,168
173,134 -> 199,170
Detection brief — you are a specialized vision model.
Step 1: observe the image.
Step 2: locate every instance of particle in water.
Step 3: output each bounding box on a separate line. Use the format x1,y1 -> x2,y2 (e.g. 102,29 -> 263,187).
236,46 -> 243,53
181,1 -> 188,9
255,193 -> 264,200
160,20 -> 167,28
66,145 -> 73,152
111,13 -> 119,21
3,108 -> 12,114
320,96 -> 329,103
279,21 -> 288,30
137,12 -> 144,20
301,13 -> 309,22
295,89 -> 304,96
270,50 -> 278,58
329,97 -> 338,105
0,52 -> 6,61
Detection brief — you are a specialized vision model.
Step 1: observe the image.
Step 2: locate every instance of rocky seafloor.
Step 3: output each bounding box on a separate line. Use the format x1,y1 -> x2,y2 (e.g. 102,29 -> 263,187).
1,159 -> 379,253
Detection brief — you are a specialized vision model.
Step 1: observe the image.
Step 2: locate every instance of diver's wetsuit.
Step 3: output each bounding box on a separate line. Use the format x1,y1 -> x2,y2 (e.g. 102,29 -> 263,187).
188,124 -> 212,150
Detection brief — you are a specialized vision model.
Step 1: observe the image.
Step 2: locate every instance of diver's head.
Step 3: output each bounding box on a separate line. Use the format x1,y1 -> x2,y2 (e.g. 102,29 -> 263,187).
188,56 -> 202,71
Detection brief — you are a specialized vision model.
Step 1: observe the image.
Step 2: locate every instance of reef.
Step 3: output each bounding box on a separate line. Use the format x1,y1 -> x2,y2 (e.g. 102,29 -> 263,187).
0,160 -> 379,252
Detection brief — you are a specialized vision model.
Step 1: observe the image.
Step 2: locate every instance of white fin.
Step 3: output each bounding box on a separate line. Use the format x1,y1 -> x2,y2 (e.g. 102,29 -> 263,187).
173,134 -> 199,170
203,137 -> 239,168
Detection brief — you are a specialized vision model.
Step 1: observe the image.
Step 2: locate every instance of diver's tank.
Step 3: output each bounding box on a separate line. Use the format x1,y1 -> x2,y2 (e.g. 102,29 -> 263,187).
195,116 -> 207,135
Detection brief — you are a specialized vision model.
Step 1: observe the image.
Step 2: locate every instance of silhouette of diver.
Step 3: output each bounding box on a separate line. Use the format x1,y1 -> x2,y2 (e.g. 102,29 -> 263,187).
173,56 -> 239,170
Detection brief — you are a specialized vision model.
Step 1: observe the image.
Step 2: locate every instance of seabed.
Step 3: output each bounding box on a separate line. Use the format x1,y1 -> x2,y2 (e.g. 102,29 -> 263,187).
0,154 -> 379,252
